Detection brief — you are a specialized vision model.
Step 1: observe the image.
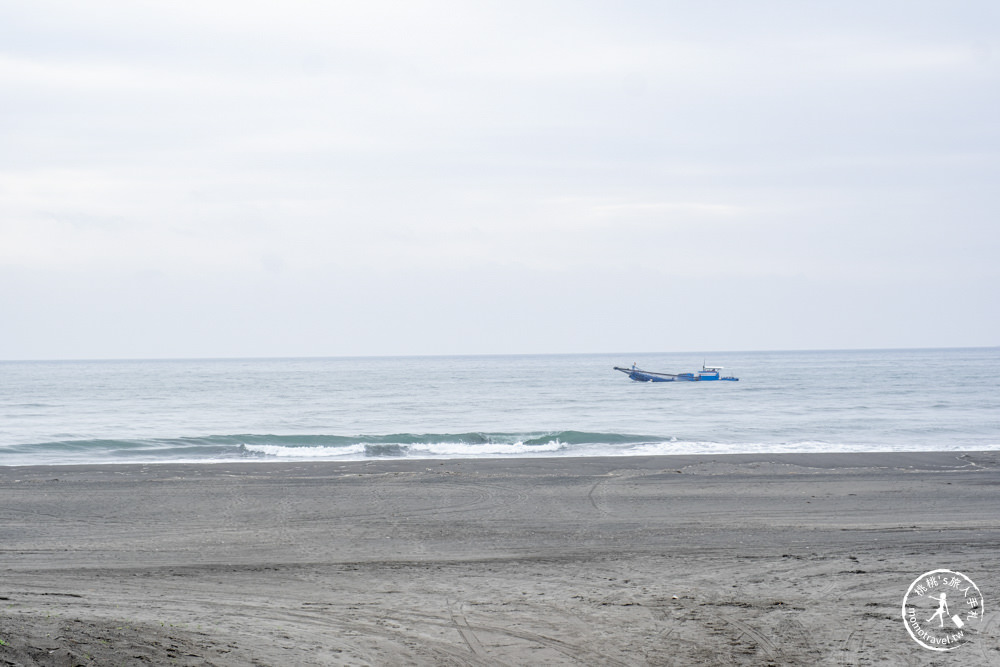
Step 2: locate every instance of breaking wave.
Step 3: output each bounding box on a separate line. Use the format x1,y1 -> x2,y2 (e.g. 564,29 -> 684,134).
2,431 -> 988,466
0,431 -> 635,465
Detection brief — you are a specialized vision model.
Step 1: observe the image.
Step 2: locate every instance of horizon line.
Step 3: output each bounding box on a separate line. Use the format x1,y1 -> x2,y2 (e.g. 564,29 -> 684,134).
2,345 -> 997,364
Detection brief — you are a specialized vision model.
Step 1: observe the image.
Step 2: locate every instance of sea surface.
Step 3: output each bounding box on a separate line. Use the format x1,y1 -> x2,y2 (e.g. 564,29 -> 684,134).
1,348 -> 998,466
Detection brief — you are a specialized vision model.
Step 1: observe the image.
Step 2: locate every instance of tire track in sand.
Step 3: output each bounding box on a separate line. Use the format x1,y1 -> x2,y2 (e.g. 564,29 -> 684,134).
386,609 -> 631,666
715,613 -> 781,662
841,629 -> 864,666
448,598 -> 500,665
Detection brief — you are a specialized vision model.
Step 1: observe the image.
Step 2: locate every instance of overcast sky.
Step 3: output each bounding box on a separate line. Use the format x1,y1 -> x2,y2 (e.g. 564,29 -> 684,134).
1,1 -> 997,359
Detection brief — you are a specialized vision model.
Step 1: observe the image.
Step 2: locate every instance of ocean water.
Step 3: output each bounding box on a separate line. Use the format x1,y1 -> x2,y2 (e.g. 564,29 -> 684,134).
1,348 -> 997,466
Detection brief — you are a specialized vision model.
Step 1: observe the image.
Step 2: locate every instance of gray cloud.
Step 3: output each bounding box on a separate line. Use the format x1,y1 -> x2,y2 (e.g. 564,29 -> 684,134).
1,1 -> 997,358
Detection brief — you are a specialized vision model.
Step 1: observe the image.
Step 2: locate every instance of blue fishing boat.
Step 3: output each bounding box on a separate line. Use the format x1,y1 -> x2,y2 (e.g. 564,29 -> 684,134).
614,364 -> 739,382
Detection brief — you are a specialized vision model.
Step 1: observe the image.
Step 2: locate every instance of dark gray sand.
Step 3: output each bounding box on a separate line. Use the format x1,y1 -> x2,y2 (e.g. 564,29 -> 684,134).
2,451 -> 999,665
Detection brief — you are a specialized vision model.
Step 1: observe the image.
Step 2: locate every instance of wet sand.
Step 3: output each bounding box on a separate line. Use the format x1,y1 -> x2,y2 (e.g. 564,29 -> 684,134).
2,451 -> 999,665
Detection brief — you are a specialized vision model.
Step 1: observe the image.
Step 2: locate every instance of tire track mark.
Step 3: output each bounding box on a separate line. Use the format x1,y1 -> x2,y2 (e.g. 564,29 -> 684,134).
448,599 -> 499,665
775,616 -> 821,660
715,613 -> 780,662
977,612 -> 999,664
385,610 -> 632,666
842,629 -> 863,666
586,471 -> 648,518
587,480 -> 609,516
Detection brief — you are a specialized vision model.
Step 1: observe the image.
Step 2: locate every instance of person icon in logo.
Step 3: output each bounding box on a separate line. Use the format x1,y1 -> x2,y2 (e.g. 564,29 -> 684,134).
926,592 -> 950,628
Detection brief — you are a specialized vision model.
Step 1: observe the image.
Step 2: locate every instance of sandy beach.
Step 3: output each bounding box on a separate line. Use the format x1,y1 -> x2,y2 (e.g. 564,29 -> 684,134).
2,451 -> 999,665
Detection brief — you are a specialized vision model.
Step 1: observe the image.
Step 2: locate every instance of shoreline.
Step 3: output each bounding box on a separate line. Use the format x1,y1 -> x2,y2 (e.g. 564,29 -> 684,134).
1,447 -> 994,475
3,450 -> 999,665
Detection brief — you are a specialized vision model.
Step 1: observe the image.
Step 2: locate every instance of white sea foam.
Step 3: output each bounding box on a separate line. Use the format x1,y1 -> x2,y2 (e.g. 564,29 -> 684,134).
241,439 -> 879,461
243,443 -> 367,458
623,440 -> 895,456
254,436 -> 973,464
241,439 -> 567,461
408,440 -> 565,456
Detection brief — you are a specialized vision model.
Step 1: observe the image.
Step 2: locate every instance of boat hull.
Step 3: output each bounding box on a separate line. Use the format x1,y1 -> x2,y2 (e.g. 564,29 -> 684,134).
614,366 -> 739,382
631,370 -> 678,382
